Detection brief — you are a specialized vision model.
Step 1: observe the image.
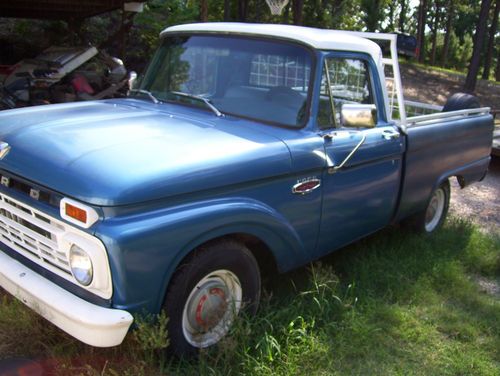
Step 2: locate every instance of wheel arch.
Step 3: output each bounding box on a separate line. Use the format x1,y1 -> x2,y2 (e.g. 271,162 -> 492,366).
149,201 -> 306,313
433,156 -> 490,193
154,229 -> 283,314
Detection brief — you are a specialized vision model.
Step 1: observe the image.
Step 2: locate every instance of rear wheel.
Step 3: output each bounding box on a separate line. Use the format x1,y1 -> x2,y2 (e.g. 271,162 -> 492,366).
424,184 -> 448,232
403,180 -> 450,234
163,240 -> 261,356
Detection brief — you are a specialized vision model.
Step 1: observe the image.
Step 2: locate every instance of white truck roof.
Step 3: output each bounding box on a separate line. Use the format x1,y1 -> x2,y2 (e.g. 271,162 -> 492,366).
161,23 -> 382,61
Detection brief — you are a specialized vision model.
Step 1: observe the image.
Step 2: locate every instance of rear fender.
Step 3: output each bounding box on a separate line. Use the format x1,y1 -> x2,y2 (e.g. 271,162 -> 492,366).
434,156 -> 491,193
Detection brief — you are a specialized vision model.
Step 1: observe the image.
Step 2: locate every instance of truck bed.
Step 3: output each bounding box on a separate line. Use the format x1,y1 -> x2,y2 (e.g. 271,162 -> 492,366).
493,126 -> 500,157
396,109 -> 493,221
492,111 -> 500,157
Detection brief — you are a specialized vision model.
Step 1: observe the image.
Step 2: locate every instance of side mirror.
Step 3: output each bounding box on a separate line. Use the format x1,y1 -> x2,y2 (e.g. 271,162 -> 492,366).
341,104 -> 377,128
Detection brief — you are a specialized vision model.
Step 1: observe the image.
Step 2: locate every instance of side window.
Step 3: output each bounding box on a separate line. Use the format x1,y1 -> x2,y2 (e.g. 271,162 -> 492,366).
318,57 -> 375,129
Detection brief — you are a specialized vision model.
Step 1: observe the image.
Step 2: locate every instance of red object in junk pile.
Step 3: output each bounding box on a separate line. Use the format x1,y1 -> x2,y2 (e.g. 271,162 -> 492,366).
71,75 -> 94,94
0,65 -> 16,76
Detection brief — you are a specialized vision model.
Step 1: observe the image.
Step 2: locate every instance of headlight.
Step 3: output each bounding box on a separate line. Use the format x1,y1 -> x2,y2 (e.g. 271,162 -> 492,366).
69,244 -> 93,286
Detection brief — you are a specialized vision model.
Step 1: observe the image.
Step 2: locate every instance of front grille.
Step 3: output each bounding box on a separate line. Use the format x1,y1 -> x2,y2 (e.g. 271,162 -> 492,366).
0,193 -> 71,275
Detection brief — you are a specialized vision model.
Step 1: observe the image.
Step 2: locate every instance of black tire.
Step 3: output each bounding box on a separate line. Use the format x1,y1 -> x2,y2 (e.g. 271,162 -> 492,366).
442,92 -> 480,112
403,180 -> 450,234
163,240 -> 261,357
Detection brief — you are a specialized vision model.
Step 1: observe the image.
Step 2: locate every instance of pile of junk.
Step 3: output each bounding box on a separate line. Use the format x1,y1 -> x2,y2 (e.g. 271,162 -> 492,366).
0,46 -> 135,110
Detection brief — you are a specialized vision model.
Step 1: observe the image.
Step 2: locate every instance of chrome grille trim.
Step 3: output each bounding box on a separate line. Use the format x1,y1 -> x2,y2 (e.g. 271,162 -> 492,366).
0,192 -> 112,299
0,193 -> 70,274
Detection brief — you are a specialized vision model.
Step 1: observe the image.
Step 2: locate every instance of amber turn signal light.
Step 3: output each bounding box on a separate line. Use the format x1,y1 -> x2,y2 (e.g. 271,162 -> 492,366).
65,203 -> 88,223
60,198 -> 99,229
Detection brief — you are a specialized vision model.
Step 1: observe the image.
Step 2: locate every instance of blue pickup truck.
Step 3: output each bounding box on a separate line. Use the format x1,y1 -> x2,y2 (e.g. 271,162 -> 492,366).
0,23 -> 493,356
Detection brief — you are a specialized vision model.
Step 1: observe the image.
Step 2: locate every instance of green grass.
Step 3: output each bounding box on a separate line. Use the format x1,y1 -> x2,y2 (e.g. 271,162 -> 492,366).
0,218 -> 499,375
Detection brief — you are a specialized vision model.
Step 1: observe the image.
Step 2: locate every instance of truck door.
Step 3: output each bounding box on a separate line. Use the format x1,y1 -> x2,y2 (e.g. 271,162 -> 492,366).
315,54 -> 405,257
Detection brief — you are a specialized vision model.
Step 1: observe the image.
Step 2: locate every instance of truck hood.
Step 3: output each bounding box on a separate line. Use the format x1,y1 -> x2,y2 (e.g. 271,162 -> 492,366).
0,99 -> 292,206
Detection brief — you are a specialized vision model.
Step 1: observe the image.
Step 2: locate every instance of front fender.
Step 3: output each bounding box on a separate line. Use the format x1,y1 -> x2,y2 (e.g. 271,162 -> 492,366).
94,197 -> 306,313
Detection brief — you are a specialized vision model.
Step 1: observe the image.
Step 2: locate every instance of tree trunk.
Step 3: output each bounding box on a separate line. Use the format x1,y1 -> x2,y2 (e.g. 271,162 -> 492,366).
200,0 -> 208,22
417,0 -> 428,63
224,0 -> 230,21
292,0 -> 304,25
238,0 -> 249,21
399,0 -> 407,32
282,1 -> 291,24
496,52 -> 500,81
430,0 -> 441,65
464,0 -> 492,92
482,0 -> 499,79
255,0 -> 262,22
440,0 -> 454,67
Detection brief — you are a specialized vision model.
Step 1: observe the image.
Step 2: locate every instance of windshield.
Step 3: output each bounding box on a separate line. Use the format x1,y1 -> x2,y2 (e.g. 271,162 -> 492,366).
138,35 -> 313,127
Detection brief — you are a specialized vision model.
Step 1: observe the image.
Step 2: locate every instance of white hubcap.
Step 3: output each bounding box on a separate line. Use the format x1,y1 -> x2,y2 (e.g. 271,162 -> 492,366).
425,188 -> 445,232
182,269 -> 242,348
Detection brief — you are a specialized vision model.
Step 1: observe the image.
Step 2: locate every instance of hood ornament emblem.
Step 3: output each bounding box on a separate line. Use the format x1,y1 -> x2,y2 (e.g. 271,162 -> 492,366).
0,142 -> 11,160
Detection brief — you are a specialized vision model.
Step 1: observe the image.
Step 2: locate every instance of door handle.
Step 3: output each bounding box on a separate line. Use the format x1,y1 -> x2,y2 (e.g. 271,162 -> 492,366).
382,129 -> 400,140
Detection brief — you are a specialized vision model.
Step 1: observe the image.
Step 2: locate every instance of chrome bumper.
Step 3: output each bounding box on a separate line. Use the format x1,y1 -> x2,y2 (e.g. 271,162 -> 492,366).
0,250 -> 133,347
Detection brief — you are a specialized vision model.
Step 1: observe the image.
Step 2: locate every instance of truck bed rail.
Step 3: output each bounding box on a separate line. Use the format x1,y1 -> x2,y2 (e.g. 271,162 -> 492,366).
405,107 -> 491,128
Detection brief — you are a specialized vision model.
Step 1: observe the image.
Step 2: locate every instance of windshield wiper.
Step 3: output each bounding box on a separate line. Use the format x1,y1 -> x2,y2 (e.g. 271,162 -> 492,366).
169,91 -> 224,117
129,89 -> 161,104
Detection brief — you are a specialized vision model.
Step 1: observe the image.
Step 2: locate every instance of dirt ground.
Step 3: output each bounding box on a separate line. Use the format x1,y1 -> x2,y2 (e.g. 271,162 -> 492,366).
400,63 -> 500,109
449,157 -> 500,234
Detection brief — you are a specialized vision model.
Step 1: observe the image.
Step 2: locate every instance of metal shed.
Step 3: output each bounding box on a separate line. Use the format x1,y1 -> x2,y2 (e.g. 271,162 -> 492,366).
0,1 -> 146,63
0,1 -> 144,20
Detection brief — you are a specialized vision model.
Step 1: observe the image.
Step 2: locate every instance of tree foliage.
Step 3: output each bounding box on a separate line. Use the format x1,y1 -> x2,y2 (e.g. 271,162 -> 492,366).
0,0 -> 497,86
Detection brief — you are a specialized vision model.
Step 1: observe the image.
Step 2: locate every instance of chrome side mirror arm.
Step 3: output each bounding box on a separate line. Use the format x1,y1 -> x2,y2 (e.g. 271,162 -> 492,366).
327,134 -> 366,174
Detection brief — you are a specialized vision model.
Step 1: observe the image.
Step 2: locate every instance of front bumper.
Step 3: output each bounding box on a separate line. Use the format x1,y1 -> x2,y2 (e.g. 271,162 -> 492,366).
0,250 -> 133,347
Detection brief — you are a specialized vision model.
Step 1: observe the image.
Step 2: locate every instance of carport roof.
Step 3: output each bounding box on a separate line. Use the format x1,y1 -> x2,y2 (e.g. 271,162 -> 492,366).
0,0 -> 143,20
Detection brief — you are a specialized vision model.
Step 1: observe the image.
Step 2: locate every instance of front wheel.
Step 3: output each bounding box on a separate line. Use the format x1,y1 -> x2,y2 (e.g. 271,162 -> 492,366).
163,240 -> 261,356
403,180 -> 451,233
